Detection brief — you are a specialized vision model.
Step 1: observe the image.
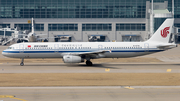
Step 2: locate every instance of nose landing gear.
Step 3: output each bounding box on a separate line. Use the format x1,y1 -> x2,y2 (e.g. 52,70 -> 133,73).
20,58 -> 24,66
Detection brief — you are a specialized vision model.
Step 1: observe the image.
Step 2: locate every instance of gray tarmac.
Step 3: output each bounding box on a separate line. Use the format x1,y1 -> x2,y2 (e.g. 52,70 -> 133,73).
1,63 -> 180,101
0,62 -> 180,73
0,87 -> 180,101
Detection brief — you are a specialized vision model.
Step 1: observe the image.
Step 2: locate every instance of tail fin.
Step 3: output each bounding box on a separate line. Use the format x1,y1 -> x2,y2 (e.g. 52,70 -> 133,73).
32,18 -> 34,33
147,18 -> 174,43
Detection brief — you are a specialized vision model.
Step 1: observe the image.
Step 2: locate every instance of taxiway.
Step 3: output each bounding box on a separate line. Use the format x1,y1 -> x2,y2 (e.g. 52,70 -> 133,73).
0,46 -> 180,101
0,87 -> 180,101
0,62 -> 180,73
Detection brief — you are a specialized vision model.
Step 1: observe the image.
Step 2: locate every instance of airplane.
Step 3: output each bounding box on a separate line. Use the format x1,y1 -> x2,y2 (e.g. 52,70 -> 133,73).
17,18 -> 48,43
2,18 -> 177,66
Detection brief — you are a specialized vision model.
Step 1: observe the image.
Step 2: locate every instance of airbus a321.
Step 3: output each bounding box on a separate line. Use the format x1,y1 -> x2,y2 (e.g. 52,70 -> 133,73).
2,18 -> 177,66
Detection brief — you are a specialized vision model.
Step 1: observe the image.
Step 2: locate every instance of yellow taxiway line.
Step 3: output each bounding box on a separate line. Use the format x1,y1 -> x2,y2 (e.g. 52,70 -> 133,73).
167,69 -> 171,72
124,87 -> 134,89
0,95 -> 27,101
105,68 -> 110,72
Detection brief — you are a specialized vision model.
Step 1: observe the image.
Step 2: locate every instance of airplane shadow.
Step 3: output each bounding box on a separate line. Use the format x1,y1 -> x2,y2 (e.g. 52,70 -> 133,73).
66,64 -> 118,69
11,63 -> 180,69
11,63 -> 118,69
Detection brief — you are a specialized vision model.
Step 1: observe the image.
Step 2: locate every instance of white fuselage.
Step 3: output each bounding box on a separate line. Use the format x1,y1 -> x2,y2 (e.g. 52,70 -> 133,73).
2,41 -> 166,59
2,18 -> 176,66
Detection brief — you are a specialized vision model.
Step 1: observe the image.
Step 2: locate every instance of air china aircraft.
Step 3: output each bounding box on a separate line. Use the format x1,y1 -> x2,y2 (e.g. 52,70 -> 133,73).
2,18 -> 177,66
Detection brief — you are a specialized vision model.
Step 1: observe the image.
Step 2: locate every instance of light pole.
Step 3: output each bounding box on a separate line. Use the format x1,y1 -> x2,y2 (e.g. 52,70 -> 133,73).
4,28 -> 6,38
150,0 -> 154,36
172,0 -> 174,18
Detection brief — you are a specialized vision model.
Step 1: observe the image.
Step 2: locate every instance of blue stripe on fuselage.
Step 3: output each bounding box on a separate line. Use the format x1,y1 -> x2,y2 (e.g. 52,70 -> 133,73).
3,49 -> 163,53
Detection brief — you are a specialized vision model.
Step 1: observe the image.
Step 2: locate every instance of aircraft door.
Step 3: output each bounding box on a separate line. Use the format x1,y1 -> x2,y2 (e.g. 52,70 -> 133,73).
19,44 -> 24,53
54,44 -> 59,53
98,45 -> 103,50
144,43 -> 149,52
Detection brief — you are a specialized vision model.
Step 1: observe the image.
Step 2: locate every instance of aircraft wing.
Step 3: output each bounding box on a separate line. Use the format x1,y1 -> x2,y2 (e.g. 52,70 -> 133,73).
61,50 -> 110,58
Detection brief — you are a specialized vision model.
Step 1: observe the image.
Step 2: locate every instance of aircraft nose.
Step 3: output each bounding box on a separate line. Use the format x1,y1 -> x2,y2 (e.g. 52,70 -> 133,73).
2,50 -> 9,57
2,51 -> 6,56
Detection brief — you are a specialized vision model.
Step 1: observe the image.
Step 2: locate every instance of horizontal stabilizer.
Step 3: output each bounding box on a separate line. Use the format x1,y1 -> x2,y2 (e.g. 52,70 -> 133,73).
157,44 -> 177,49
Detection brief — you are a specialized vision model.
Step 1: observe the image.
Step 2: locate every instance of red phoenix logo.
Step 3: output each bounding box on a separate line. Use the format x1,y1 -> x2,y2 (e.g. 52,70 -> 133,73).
161,27 -> 170,38
28,45 -> 31,48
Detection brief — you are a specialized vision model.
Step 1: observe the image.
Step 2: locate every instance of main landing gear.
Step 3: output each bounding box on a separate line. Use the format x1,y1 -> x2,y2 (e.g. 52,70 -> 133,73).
86,60 -> 93,66
20,58 -> 24,66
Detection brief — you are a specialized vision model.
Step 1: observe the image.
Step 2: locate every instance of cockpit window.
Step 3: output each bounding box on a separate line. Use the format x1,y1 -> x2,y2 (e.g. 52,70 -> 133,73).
7,47 -> 13,49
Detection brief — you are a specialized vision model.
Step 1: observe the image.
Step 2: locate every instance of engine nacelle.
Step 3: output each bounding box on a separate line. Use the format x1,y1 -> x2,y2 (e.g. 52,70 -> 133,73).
63,55 -> 84,63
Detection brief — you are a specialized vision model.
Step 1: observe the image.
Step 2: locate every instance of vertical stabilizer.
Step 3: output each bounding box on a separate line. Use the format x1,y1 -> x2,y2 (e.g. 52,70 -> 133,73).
32,18 -> 34,33
147,18 -> 174,43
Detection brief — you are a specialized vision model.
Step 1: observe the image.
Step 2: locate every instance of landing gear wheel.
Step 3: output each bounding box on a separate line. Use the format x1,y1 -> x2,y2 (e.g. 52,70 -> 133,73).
20,58 -> 24,66
20,62 -> 24,66
86,60 -> 93,66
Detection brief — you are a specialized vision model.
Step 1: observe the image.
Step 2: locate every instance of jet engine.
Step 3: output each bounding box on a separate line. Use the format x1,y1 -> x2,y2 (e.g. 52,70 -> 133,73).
63,55 -> 84,63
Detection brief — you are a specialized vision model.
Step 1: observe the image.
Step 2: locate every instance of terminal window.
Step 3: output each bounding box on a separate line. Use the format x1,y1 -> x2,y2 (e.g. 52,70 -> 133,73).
0,0 -> 146,18
174,24 -> 180,28
82,24 -> 112,31
116,24 -> 146,31
48,24 -> 78,31
14,24 -> 44,31
2,0 -> 179,18
0,24 -> 10,28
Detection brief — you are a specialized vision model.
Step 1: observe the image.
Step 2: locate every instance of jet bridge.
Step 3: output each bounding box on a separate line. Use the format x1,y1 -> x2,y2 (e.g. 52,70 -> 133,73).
0,27 -> 29,45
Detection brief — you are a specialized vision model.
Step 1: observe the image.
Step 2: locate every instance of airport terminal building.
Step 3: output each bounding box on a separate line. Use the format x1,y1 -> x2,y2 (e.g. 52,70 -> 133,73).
0,0 -> 179,42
